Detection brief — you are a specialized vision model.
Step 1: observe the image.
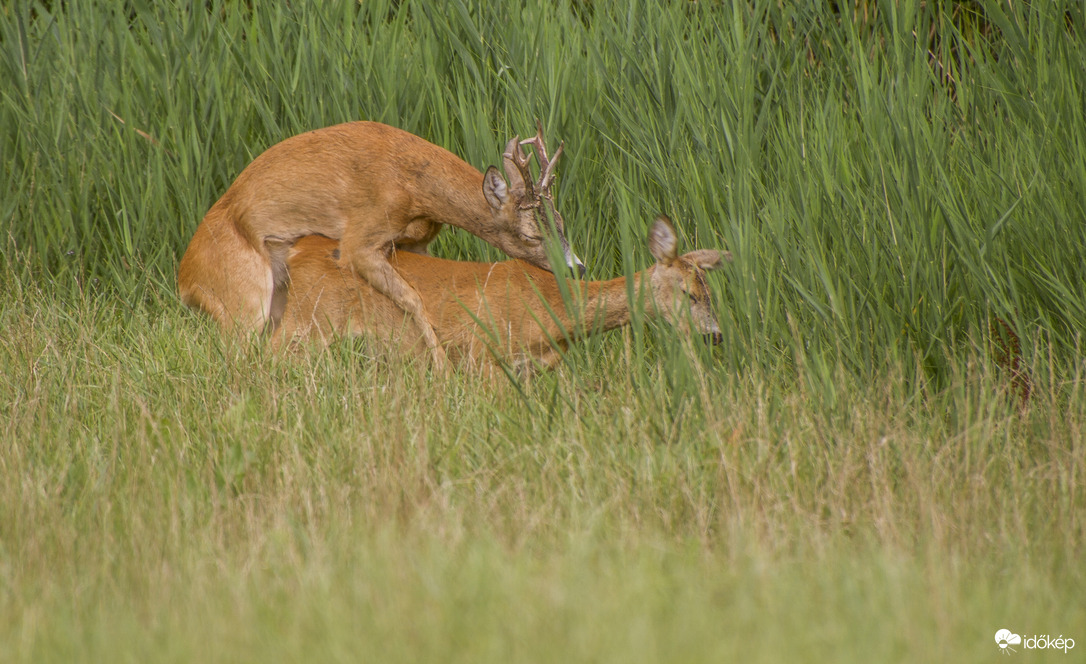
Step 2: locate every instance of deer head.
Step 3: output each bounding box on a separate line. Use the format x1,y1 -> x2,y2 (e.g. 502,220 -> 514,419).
481,121 -> 585,277
646,216 -> 731,343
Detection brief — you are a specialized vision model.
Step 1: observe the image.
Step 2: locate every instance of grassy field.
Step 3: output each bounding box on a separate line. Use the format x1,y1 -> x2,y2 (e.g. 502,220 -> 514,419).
2,1 -> 1084,661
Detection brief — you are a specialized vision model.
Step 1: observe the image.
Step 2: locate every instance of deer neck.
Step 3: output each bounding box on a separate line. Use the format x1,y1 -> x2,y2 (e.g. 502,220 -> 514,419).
565,267 -> 659,337
412,158 -> 497,235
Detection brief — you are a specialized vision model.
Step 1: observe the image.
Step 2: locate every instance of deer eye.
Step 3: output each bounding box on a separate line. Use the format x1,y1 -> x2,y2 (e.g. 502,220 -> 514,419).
520,234 -> 543,247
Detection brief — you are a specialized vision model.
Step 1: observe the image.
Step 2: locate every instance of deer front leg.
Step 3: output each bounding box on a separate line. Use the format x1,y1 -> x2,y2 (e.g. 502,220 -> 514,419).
342,246 -> 449,371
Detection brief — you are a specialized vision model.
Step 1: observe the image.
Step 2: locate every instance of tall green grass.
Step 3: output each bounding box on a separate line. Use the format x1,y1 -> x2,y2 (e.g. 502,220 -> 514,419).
3,0 -> 1084,377
1,1 -> 1084,661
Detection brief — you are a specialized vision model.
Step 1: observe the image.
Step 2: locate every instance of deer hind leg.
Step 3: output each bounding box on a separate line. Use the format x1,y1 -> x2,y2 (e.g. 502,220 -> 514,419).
178,213 -> 274,335
263,236 -> 294,334
342,247 -> 448,371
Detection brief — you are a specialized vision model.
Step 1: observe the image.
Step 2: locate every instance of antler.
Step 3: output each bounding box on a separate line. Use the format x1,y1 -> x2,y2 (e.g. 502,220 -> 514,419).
502,135 -> 535,197
518,120 -> 564,197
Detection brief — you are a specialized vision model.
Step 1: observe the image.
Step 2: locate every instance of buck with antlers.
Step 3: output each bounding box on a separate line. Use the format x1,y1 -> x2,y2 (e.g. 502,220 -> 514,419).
177,120 -> 580,370
273,215 -> 730,373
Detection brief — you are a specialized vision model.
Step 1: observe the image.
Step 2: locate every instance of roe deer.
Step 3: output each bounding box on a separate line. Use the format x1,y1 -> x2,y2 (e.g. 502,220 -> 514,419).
273,216 -> 730,373
177,120 -> 582,369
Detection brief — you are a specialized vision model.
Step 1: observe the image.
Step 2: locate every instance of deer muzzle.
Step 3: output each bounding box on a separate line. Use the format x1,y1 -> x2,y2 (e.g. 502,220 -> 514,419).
567,249 -> 586,277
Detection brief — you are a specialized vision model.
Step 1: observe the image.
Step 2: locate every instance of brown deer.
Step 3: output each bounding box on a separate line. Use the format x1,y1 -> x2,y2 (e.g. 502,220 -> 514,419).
177,120 -> 581,370
273,216 -> 730,373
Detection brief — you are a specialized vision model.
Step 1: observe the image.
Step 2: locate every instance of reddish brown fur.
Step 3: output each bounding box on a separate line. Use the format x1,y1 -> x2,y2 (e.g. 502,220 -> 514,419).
177,121 -> 579,368
274,217 -> 729,374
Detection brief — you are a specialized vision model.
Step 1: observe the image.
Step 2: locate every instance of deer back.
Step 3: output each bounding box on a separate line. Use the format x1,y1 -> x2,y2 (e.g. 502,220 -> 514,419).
277,217 -> 731,368
275,236 -> 567,365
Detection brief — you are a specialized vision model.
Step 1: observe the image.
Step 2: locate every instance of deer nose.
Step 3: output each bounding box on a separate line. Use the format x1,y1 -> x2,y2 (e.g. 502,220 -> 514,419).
565,248 -> 586,278
705,332 -> 723,346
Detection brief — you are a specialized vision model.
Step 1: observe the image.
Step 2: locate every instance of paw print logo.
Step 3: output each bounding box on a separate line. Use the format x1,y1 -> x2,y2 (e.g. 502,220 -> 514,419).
995,629 -> 1022,655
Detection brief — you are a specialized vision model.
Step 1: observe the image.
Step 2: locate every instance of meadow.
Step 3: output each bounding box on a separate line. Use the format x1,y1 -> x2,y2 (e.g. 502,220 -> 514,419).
1,1 -> 1084,661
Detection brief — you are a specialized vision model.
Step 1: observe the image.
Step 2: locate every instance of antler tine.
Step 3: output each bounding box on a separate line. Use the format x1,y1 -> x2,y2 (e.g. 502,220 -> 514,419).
513,141 -> 533,176
518,120 -> 563,194
500,135 -> 522,164
538,140 -> 563,191
501,134 -> 520,157
502,134 -> 535,196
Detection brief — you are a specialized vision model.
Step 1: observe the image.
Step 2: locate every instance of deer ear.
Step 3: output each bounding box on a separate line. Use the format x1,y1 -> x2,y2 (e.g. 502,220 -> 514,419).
684,249 -> 732,271
482,166 -> 508,209
648,216 -> 678,264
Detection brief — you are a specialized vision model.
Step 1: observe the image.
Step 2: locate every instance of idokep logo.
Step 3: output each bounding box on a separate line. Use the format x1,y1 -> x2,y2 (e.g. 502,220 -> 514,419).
995,629 -> 1076,655
995,629 -> 1022,654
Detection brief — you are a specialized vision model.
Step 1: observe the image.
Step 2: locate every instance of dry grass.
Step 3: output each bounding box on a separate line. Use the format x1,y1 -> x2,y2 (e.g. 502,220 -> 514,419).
0,281 -> 1082,661
2,1 -> 1085,660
